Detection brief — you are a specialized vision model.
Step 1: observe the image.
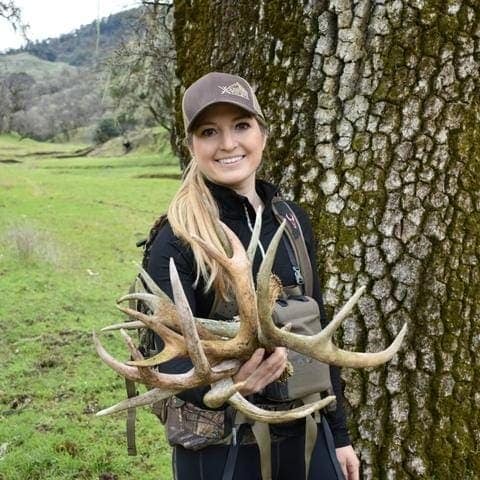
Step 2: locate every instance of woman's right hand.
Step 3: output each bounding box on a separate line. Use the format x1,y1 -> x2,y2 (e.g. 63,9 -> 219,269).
232,347 -> 288,396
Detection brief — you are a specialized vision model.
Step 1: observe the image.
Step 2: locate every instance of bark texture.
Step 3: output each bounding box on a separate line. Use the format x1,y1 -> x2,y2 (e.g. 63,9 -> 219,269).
173,1 -> 480,478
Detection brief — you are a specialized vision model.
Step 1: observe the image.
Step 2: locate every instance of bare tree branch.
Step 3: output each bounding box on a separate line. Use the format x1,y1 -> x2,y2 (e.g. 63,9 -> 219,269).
0,1 -> 28,39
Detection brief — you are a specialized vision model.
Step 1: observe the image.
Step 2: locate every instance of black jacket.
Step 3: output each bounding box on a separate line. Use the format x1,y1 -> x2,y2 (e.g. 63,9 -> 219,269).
146,179 -> 351,448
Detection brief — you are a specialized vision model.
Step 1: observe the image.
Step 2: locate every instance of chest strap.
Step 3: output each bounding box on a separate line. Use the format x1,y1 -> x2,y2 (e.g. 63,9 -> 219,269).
271,197 -> 313,297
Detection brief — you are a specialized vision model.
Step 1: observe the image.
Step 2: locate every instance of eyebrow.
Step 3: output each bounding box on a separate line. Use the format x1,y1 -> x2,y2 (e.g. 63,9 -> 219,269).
195,114 -> 252,129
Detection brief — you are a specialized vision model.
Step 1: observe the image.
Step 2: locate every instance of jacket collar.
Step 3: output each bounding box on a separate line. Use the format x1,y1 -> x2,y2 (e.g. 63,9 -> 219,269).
205,178 -> 279,219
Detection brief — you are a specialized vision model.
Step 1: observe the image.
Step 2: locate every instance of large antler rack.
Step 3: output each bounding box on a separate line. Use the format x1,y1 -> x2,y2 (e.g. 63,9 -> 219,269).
94,207 -> 407,421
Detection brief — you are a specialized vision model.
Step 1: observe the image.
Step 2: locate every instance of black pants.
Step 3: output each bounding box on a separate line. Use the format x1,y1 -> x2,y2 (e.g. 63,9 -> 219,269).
172,418 -> 345,480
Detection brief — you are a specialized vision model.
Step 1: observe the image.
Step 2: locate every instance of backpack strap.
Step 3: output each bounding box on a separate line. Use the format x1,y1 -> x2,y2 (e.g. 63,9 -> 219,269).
124,214 -> 168,456
271,197 -> 313,297
223,412 -> 272,480
125,378 -> 138,456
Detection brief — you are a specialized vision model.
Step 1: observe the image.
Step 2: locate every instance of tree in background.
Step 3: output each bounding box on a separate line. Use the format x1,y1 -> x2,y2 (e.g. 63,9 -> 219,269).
173,1 -> 480,478
108,1 -> 176,133
0,72 -> 34,132
0,1 -> 27,37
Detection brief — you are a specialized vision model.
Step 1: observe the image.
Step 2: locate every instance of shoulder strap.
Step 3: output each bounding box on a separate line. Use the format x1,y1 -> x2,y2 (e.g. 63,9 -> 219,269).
271,197 -> 313,297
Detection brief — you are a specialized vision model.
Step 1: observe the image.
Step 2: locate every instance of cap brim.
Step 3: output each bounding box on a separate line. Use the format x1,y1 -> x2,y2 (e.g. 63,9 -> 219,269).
187,99 -> 264,132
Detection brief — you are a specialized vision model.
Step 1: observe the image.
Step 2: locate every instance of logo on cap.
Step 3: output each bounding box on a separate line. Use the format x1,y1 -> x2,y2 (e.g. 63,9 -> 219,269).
218,82 -> 249,100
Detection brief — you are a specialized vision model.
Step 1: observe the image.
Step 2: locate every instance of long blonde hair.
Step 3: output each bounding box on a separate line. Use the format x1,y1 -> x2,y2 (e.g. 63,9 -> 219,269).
167,159 -> 233,299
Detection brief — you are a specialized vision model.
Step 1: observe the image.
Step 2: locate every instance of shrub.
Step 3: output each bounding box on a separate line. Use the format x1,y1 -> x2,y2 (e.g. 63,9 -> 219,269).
2,223 -> 61,265
93,118 -> 120,144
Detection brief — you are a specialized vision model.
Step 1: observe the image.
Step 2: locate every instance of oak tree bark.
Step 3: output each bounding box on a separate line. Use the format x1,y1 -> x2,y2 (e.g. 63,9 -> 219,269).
173,1 -> 480,478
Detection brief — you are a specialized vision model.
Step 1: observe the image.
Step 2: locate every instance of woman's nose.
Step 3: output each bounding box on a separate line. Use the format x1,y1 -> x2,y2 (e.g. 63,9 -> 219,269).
219,130 -> 237,150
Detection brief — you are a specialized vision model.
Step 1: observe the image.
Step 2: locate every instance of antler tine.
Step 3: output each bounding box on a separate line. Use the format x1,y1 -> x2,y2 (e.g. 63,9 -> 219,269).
246,205 -> 263,262
192,222 -> 250,274
120,328 -> 188,387
116,304 -> 188,364
169,257 -> 211,379
257,285 -> 407,368
93,331 -> 142,382
204,378 -> 336,423
203,377 -> 247,408
256,220 -> 287,346
196,318 -> 239,338
228,392 -> 336,424
101,320 -> 144,331
321,286 -> 366,338
139,267 -> 170,300
96,387 -> 181,417
117,292 -> 160,312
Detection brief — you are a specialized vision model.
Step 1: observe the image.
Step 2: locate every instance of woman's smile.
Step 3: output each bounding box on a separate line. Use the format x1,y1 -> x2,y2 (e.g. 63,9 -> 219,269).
215,154 -> 246,165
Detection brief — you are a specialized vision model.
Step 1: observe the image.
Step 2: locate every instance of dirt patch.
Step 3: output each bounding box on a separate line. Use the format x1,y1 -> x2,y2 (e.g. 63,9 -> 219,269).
83,400 -> 100,414
99,473 -> 119,480
55,440 -> 79,457
1,394 -> 33,414
135,173 -> 182,180
36,356 -> 61,370
0,159 -> 22,164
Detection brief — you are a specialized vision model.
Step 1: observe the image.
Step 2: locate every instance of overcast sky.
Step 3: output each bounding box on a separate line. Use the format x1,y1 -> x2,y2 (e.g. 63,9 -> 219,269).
0,0 -> 140,53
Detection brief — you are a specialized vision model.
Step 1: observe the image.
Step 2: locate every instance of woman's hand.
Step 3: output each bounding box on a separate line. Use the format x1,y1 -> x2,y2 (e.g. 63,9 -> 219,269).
336,445 -> 360,480
232,347 -> 288,396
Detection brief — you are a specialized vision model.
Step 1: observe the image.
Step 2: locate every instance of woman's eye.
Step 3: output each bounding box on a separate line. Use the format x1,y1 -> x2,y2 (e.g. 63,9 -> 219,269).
236,121 -> 251,130
200,128 -> 216,137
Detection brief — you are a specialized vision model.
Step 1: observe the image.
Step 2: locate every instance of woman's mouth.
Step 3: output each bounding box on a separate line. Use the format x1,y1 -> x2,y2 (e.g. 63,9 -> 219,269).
216,155 -> 245,165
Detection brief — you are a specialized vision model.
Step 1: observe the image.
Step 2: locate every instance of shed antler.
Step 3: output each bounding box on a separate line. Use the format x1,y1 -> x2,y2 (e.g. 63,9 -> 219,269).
94,210 -> 407,422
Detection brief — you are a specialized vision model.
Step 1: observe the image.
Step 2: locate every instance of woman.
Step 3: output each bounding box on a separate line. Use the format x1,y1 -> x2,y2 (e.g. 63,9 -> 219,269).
146,72 -> 360,480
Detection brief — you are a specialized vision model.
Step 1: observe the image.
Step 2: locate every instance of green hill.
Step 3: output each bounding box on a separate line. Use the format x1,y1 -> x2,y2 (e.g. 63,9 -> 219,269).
5,8 -> 141,67
0,6 -> 164,144
0,52 -> 77,80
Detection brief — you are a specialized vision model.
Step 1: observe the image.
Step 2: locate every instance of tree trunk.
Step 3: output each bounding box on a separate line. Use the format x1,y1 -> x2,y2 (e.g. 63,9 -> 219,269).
173,1 -> 480,478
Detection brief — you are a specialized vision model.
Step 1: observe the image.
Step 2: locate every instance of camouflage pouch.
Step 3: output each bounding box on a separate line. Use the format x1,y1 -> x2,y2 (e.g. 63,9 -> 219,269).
165,397 -> 230,450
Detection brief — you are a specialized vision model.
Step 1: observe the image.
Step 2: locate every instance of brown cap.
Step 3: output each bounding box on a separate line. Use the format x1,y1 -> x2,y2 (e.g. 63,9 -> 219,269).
182,72 -> 265,133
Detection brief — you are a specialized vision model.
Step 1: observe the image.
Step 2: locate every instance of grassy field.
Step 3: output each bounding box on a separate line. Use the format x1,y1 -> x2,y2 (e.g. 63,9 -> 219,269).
0,134 -> 181,479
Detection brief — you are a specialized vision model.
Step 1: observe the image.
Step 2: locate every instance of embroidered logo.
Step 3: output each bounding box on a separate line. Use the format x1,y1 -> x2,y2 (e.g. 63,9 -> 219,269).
218,82 -> 249,100
285,212 -> 299,232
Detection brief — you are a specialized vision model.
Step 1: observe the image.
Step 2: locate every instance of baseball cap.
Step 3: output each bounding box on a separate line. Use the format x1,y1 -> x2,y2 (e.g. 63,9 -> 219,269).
182,72 -> 265,133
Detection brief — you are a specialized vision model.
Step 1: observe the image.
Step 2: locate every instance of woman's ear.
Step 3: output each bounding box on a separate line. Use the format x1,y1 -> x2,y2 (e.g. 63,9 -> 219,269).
184,135 -> 194,157
262,131 -> 268,150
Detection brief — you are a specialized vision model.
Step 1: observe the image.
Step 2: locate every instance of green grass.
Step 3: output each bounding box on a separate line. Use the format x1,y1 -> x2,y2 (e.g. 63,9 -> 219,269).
0,132 -> 87,158
0,134 -> 181,479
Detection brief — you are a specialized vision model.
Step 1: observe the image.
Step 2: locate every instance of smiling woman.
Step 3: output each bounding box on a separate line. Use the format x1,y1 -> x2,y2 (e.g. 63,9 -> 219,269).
141,72 -> 359,480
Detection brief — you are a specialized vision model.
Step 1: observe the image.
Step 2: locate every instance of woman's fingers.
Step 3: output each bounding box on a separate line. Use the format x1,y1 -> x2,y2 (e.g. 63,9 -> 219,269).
233,348 -> 265,383
233,347 -> 288,396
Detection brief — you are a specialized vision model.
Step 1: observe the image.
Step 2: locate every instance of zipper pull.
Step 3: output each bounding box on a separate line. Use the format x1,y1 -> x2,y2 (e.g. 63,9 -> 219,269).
293,266 -> 304,286
232,426 -> 237,446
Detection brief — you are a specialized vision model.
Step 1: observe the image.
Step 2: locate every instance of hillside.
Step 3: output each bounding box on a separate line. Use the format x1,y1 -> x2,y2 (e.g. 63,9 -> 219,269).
0,8 -> 142,143
0,5 -> 171,146
4,8 -> 141,67
0,52 -> 77,80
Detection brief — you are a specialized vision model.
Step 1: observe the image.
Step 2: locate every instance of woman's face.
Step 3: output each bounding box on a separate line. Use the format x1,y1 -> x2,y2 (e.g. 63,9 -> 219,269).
190,103 -> 266,196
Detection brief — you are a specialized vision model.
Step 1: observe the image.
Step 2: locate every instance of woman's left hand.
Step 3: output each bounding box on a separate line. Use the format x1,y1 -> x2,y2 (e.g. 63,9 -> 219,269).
335,445 -> 360,480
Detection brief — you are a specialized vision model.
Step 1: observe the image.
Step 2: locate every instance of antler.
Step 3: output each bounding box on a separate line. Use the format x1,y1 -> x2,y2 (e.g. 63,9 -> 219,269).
94,209 -> 407,422
257,223 -> 408,368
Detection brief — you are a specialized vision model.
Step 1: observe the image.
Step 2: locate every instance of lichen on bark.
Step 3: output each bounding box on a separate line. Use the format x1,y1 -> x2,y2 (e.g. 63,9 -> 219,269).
173,0 -> 480,477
